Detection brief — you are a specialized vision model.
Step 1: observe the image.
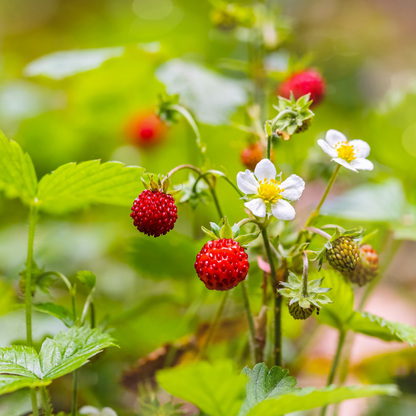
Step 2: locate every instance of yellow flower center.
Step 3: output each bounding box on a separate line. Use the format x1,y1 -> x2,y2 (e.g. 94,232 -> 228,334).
335,141 -> 356,162
257,179 -> 284,204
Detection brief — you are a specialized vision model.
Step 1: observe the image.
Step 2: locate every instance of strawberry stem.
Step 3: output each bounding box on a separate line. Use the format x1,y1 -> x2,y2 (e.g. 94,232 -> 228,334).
302,251 -> 309,298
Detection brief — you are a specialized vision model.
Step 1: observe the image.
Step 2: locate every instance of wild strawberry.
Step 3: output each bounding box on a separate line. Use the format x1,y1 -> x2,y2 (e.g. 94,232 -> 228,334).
241,142 -> 274,171
278,69 -> 325,107
125,111 -> 167,148
350,244 -> 379,286
288,301 -> 316,320
131,189 -> 177,237
194,239 -> 249,291
326,236 -> 360,276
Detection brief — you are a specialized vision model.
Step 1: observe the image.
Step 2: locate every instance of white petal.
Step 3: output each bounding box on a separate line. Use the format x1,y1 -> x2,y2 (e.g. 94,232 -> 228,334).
349,139 -> 370,159
79,407 -> 100,415
332,157 -> 358,172
244,198 -> 267,218
317,139 -> 337,158
349,158 -> 374,171
237,170 -> 259,194
326,129 -> 348,147
102,408 -> 118,416
254,159 -> 276,182
280,174 -> 305,201
271,199 -> 296,220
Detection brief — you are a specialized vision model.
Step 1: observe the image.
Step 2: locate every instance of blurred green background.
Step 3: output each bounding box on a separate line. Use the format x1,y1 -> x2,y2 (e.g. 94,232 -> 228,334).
1,0 -> 416,415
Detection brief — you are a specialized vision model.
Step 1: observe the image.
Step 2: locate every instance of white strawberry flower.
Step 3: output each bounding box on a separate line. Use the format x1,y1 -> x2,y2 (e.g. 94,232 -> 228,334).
79,406 -> 117,416
317,129 -> 374,172
237,159 -> 305,220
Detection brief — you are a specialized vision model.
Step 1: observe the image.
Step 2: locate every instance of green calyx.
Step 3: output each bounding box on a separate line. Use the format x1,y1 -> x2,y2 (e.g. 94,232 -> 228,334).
141,174 -> 179,195
269,92 -> 314,140
278,271 -> 332,315
201,217 -> 261,247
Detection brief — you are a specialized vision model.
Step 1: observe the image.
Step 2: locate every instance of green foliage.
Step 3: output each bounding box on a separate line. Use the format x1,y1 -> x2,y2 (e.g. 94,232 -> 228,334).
34,302 -> 74,327
348,312 -> 416,346
157,360 -> 399,416
0,327 -> 117,395
0,130 -> 37,205
178,173 -> 211,209
77,270 -> 97,290
37,160 -> 144,215
18,260 -> 50,296
0,375 -> 50,395
157,360 -> 246,416
139,398 -> 184,416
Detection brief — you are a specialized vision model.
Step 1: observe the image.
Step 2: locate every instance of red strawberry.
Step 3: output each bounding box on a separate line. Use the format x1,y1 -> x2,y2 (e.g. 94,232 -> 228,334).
278,69 -> 325,107
194,239 -> 249,291
241,142 -> 274,171
126,111 -> 167,148
131,189 -> 177,237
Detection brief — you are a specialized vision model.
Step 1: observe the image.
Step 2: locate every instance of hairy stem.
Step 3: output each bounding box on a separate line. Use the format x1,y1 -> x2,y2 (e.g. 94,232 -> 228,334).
198,291 -> 229,359
320,330 -> 346,416
301,251 -> 309,298
304,164 -> 341,228
241,281 -> 261,363
261,228 -> 282,366
25,202 -> 39,414
71,370 -> 78,416
40,386 -> 52,416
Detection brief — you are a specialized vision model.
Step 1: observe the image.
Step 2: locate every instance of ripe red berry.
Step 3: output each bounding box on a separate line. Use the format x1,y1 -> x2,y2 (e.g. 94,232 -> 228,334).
278,69 -> 325,107
125,111 -> 167,148
241,142 -> 274,171
131,190 -> 178,237
194,239 -> 249,291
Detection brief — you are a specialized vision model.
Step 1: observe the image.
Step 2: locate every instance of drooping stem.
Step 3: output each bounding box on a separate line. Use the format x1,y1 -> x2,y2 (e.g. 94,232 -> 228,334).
241,281 -> 261,363
267,134 -> 272,160
71,370 -> 78,416
167,164 -> 202,178
261,228 -> 282,366
305,226 -> 332,241
198,291 -> 229,360
40,386 -> 52,416
320,330 -> 346,416
209,187 -> 223,220
304,164 -> 341,228
25,202 -> 39,415
301,252 -> 309,298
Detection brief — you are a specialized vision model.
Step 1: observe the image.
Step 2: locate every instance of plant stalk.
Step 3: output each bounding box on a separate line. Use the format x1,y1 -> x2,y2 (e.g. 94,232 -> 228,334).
40,386 -> 52,416
304,164 -> 341,228
25,202 -> 39,415
301,251 -> 309,298
241,281 -> 261,363
71,370 -> 78,416
198,291 -> 229,360
261,228 -> 282,366
320,330 -> 346,416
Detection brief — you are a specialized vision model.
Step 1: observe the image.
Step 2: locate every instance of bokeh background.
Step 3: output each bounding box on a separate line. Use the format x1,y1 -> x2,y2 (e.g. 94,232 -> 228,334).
1,0 -> 416,415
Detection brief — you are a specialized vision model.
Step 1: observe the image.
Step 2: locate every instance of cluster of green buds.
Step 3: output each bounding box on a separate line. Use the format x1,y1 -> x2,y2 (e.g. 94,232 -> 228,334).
268,93 -> 314,141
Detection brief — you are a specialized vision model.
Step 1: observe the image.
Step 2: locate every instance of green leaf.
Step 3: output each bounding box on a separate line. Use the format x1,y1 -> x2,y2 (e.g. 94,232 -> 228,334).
157,360 -> 246,416
0,130 -> 37,205
245,384 -> 399,416
77,271 -> 96,290
348,312 -> 416,346
0,375 -> 50,395
37,160 -> 144,215
0,327 -> 117,395
34,303 -> 74,327
0,346 -> 42,378
239,363 -> 298,416
314,269 -> 354,330
39,326 -> 117,380
234,232 -> 261,247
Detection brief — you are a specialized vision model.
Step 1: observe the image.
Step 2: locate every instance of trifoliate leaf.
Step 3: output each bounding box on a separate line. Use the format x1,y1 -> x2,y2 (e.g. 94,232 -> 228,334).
37,160 -> 144,215
0,130 -> 37,205
0,327 -> 117,396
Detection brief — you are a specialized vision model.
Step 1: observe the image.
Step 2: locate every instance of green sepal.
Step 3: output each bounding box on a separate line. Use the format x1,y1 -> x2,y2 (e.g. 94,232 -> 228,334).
201,226 -> 219,240
232,223 -> 240,238
235,231 -> 261,247
220,217 -> 234,239
265,121 -> 272,137
210,222 -> 221,237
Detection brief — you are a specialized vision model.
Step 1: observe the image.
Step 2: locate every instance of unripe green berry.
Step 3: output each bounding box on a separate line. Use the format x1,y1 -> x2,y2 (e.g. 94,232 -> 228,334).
326,236 -> 359,276
288,301 -> 316,320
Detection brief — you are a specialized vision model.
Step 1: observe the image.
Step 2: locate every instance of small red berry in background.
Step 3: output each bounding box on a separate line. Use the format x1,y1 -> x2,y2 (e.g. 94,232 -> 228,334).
278,69 -> 326,107
125,111 -> 167,148
241,142 -> 274,171
194,239 -> 249,291
131,189 -> 178,237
